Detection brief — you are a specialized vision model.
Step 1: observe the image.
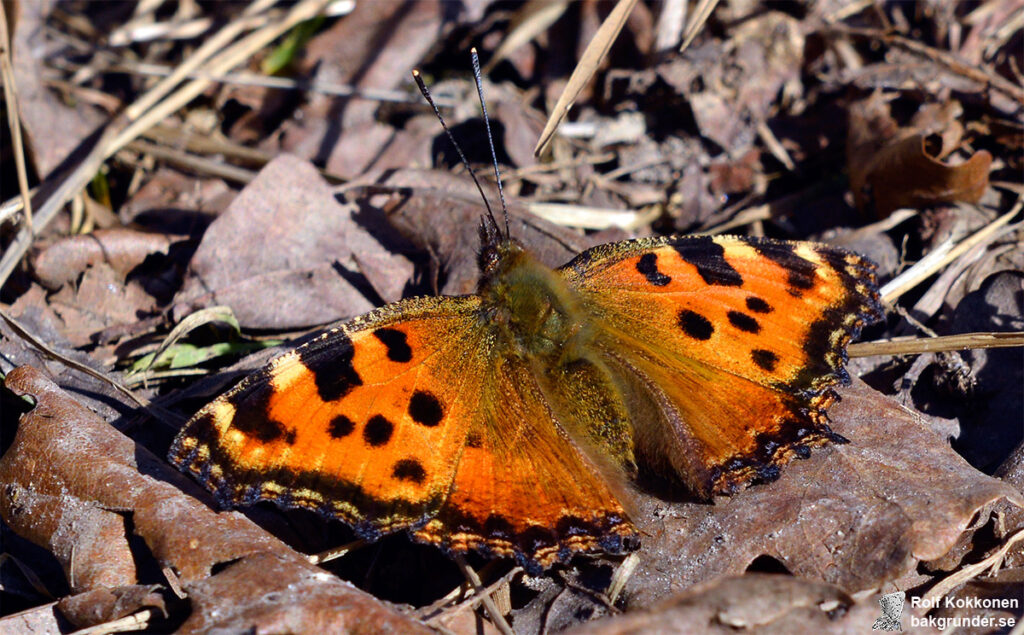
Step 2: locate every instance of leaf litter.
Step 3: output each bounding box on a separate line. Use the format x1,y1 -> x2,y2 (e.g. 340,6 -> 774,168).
0,1 -> 1022,633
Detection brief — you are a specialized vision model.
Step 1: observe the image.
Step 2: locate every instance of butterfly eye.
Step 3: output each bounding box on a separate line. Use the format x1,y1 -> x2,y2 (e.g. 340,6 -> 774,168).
477,242 -> 501,275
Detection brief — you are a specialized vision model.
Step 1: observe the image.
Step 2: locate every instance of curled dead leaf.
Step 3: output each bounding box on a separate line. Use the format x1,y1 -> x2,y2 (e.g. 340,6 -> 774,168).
56,586 -> 166,629
856,133 -> 991,219
847,95 -> 992,218
31,229 -> 177,291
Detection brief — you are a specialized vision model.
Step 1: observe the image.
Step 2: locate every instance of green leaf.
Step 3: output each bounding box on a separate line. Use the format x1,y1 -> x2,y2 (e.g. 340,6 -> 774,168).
261,15 -> 325,75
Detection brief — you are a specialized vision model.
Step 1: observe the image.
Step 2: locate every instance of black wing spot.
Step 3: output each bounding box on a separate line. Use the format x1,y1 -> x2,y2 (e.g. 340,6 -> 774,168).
756,242 -> 816,293
728,310 -> 761,334
228,389 -> 293,443
679,309 -> 714,340
484,515 -> 515,538
236,417 -> 293,444
392,458 -> 426,484
409,390 -> 443,427
328,415 -> 355,439
299,335 -> 363,402
374,328 -> 412,363
636,253 -> 671,286
364,415 -> 394,446
675,237 -> 743,286
752,349 -> 779,372
746,296 -> 773,313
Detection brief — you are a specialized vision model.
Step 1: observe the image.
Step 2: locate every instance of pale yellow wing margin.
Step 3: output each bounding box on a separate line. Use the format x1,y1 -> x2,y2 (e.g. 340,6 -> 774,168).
169,295 -> 486,540
560,234 -> 882,497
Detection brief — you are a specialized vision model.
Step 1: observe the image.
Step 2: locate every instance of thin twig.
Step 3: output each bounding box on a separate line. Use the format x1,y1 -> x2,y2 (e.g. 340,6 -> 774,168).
880,200 -> 1022,303
922,528 -> 1024,608
849,331 -> 1024,358
0,1 -> 35,233
69,609 -> 152,635
503,152 -> 616,182
307,538 -> 367,565
534,0 -> 639,157
0,308 -> 150,409
122,0 -> 278,122
526,201 -> 659,230
0,0 -> 332,290
679,0 -> 719,53
421,566 -> 522,624
111,0 -> 331,157
452,554 -> 515,635
607,552 -> 639,605
0,121 -> 122,288
123,140 -> 258,185
702,204 -> 772,234
99,61 -> 455,106
833,26 -> 1024,105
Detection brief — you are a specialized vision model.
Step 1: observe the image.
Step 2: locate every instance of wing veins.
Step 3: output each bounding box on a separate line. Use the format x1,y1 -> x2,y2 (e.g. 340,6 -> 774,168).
595,319 -> 808,397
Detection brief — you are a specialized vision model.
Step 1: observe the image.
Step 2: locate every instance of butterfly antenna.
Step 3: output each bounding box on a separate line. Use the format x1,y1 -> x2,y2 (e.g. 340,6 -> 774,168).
470,48 -> 510,238
412,69 -> 500,237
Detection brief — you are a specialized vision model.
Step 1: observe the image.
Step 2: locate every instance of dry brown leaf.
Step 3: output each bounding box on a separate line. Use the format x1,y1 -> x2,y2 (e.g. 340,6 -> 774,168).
623,379 -> 1024,607
173,155 -> 413,329
1,286 -> 137,421
272,0 -> 447,178
847,95 -> 992,218
569,574 -> 894,634
31,228 -> 178,291
365,168 -> 626,294
120,167 -> 234,231
57,585 -> 166,629
45,264 -> 157,348
860,134 -> 991,219
8,0 -> 105,177
0,603 -> 63,633
943,272 -> 1024,473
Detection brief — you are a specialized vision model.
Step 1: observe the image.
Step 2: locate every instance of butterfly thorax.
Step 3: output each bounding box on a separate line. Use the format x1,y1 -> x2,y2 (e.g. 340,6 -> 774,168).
478,240 -> 591,361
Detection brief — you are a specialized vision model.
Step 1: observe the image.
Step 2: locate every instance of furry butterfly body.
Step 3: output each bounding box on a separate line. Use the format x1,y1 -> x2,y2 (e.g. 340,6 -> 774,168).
170,223 -> 881,571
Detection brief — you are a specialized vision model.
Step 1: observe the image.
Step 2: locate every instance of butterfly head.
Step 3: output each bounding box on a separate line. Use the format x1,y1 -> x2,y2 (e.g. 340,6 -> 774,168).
477,220 -> 523,281
476,213 -> 515,274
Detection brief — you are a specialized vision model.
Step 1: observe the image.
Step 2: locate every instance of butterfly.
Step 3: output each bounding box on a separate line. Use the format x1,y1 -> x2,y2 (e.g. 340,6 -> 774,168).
168,60 -> 883,574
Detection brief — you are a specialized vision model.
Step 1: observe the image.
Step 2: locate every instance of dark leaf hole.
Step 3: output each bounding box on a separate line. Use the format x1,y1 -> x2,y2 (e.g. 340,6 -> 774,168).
210,557 -> 245,576
745,554 -> 792,575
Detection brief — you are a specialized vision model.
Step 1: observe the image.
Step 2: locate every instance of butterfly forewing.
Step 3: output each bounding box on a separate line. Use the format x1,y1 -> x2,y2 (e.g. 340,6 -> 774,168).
169,296 -> 487,538
561,235 -> 882,496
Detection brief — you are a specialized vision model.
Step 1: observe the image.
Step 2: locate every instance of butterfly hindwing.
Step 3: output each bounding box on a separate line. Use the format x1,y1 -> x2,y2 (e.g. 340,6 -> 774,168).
416,353 -> 635,569
561,235 -> 883,496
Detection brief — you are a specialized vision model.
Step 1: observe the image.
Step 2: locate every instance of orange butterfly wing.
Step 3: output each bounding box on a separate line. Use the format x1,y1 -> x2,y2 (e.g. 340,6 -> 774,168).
561,235 -> 883,497
169,295 -> 634,569
414,354 -> 635,567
